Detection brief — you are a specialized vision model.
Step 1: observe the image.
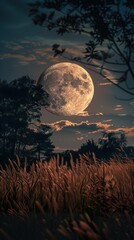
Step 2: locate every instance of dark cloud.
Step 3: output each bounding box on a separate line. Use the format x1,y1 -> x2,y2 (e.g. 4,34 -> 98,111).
43,120 -> 112,133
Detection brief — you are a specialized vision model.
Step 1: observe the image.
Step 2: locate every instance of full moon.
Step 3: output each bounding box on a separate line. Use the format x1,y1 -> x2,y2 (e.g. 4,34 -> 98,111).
37,62 -> 94,116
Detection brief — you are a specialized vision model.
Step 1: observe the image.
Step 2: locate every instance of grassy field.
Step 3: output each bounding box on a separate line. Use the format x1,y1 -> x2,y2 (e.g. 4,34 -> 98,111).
0,154 -> 134,239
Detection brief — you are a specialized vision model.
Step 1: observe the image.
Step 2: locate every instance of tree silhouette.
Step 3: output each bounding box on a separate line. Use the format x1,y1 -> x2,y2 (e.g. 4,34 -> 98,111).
0,76 -> 54,163
26,125 -> 55,162
77,132 -> 127,161
78,139 -> 100,159
98,131 -> 127,159
29,0 -> 134,99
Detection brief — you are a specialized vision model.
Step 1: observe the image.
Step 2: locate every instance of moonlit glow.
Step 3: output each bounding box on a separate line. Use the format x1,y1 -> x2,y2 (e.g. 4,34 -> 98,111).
37,62 -> 94,116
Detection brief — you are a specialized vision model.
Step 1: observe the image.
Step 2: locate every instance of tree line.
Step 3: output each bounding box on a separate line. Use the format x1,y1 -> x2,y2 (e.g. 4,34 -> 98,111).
0,76 -> 54,165
53,131 -> 133,166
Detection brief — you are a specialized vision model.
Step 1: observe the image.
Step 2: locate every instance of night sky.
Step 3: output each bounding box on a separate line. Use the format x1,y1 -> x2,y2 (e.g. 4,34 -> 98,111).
0,0 -> 134,151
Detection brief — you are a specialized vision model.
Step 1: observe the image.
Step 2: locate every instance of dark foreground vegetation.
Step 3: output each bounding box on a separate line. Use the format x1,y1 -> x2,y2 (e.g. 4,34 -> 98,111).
0,76 -> 54,164
0,155 -> 133,240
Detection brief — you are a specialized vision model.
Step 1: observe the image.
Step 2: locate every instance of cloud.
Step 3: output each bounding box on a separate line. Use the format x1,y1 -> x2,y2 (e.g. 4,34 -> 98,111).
95,112 -> 103,116
46,120 -> 74,131
66,48 -> 83,56
0,39 -> 60,66
2,37 -> 87,66
117,113 -> 127,116
5,42 -> 24,50
99,82 -> 112,86
116,105 -> 122,107
42,114 -> 134,139
1,38 -> 86,68
109,127 -> 134,137
125,128 -> 134,137
44,120 -> 112,133
77,137 -> 84,141
0,53 -> 36,63
34,47 -> 52,57
41,113 -> 134,150
103,119 -> 112,123
77,111 -> 90,116
79,112 -> 103,117
114,104 -> 123,111
114,108 -> 123,111
37,61 -> 47,65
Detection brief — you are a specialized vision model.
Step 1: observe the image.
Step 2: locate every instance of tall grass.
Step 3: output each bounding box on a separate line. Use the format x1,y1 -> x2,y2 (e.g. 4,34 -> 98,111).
0,154 -> 133,239
0,154 -> 133,215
